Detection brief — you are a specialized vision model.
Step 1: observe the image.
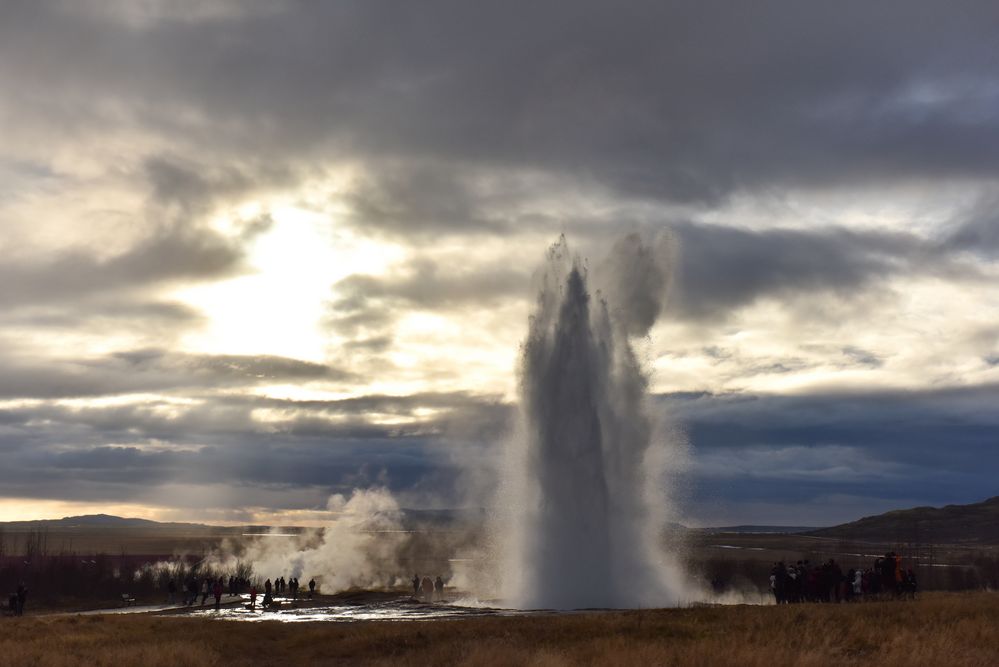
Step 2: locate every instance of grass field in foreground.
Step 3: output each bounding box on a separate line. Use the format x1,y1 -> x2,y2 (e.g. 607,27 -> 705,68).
1,592 -> 997,666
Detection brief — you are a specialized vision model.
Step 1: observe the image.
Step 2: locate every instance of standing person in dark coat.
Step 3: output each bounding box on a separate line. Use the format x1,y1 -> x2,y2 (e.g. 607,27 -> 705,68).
308,578 -> 316,599
771,563 -> 788,604
827,559 -> 844,603
881,554 -> 896,597
213,579 -> 223,610
412,574 -> 421,598
15,582 -> 27,616
434,576 -> 445,601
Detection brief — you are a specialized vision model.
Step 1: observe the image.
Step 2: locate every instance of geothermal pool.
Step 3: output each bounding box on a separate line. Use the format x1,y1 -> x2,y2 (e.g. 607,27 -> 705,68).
184,594 -> 548,623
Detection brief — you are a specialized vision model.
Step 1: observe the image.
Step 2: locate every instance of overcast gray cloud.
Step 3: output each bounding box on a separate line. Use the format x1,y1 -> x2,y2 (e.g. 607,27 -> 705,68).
0,349 -> 353,399
335,260 -> 527,311
0,0 -> 997,525
327,218 -> 980,330
0,229 -> 244,307
4,1 -> 999,202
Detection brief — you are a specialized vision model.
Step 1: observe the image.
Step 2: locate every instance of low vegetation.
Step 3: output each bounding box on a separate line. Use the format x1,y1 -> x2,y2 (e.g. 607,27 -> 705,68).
1,592 -> 997,666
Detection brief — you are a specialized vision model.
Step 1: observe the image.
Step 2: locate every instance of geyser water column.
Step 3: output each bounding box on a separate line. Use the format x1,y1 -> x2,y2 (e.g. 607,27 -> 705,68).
502,236 -> 684,609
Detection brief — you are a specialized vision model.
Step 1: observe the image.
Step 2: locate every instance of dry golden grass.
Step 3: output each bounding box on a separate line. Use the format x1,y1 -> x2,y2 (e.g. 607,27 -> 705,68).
1,592 -> 997,666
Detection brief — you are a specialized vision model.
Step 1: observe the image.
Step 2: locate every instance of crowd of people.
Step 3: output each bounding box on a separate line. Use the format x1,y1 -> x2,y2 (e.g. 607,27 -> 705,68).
256,576 -> 316,609
174,574 -> 253,608
168,573 -> 318,612
769,552 -> 918,604
411,574 -> 446,601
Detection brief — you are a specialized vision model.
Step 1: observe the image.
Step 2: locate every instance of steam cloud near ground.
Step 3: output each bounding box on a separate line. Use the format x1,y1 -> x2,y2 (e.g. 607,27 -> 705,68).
204,488 -> 409,591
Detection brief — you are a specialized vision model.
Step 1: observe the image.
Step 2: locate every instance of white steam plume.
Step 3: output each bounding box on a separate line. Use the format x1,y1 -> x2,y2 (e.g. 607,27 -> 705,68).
205,488 -> 406,591
496,234 -> 689,609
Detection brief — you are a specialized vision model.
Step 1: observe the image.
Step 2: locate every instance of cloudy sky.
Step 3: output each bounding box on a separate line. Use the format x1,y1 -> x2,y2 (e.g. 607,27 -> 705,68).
1,0 -> 997,526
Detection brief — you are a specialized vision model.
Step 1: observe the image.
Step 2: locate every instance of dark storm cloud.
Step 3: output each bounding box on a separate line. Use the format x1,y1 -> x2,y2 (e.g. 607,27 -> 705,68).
661,385 -> 999,514
3,1 -> 999,204
0,389 -> 507,502
2,215 -> 972,512
669,222 -> 933,321
2,378 -> 994,518
0,436 -> 449,506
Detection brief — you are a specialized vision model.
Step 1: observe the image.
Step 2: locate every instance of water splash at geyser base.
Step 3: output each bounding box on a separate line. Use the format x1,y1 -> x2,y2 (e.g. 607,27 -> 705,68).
498,236 -> 687,610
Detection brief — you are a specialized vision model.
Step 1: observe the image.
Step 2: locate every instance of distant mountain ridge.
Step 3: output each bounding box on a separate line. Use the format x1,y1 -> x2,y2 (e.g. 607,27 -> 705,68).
0,513 -> 224,533
808,496 -> 999,544
699,525 -> 819,535
55,514 -> 165,527
3,496 -> 998,544
0,509 -> 485,532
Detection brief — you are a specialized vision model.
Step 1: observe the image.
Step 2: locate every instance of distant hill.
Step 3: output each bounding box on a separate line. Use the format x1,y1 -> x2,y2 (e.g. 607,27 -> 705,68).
7,496 -> 999,546
809,496 -> 999,544
0,508 -> 487,533
0,513 -> 221,532
52,514 -> 174,528
700,525 -> 819,535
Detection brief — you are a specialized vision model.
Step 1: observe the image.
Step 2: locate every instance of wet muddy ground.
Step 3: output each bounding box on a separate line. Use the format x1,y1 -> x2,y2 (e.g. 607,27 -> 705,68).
165,590 -> 547,623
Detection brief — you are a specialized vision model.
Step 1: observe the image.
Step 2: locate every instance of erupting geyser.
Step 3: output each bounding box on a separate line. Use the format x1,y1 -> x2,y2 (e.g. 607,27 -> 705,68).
501,236 -> 685,609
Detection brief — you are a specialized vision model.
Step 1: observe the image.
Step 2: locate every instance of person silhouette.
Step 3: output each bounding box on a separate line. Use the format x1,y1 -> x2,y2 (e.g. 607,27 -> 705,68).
434,576 -> 444,601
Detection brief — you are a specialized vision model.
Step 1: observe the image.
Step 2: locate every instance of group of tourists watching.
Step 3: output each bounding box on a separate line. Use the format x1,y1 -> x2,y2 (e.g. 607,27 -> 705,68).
412,574 -> 446,601
769,552 -> 918,604
173,575 -> 253,608
251,575 -> 316,610
171,573 -> 319,612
